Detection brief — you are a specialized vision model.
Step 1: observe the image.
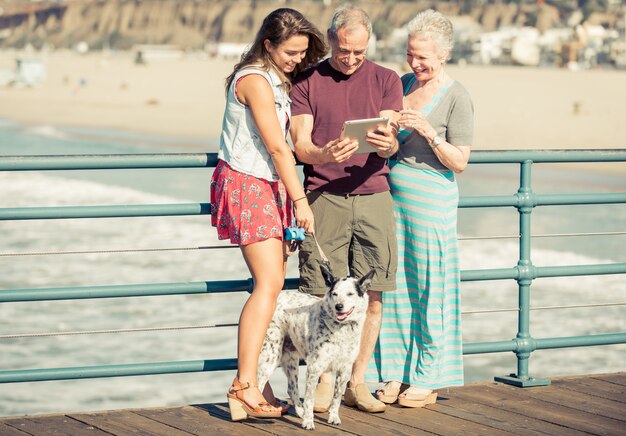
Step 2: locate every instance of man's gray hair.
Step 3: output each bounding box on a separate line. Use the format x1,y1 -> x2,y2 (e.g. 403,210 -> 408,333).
328,4 -> 372,42
406,9 -> 454,60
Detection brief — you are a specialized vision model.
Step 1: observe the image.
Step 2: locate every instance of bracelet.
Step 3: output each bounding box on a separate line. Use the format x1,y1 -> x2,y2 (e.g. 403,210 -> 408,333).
293,196 -> 307,203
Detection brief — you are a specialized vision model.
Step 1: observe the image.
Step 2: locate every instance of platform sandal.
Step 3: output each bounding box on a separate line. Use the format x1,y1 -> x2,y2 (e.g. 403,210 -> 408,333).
397,388 -> 438,408
376,381 -> 407,404
226,379 -> 281,421
269,398 -> 290,415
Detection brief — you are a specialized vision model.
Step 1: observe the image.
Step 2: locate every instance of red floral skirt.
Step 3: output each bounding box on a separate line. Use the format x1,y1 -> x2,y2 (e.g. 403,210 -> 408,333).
210,160 -> 293,245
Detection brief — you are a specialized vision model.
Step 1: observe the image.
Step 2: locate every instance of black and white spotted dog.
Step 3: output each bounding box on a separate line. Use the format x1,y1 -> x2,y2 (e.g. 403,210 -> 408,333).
257,263 -> 375,430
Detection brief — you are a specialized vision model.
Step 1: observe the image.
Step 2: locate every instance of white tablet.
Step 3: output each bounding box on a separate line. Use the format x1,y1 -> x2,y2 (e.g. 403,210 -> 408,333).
340,117 -> 389,154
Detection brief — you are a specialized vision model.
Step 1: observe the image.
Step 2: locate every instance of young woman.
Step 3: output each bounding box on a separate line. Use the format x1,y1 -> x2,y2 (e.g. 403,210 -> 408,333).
210,8 -> 326,421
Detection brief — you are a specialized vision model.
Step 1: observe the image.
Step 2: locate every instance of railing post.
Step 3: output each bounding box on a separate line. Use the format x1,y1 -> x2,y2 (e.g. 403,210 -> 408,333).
495,160 -> 550,387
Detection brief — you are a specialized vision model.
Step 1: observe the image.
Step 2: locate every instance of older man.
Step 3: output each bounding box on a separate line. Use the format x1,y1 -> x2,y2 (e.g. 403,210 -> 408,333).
290,4 -> 402,413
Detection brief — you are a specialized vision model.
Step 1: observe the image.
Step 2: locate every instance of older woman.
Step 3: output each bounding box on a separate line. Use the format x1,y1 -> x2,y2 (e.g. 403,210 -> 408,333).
366,9 -> 474,407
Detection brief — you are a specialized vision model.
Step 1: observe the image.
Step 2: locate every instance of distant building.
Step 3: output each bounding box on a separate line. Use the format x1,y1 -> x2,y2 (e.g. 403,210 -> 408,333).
15,57 -> 46,86
214,43 -> 249,60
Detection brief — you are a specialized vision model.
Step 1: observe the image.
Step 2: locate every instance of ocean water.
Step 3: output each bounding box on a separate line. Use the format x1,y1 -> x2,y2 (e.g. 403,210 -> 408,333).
0,119 -> 624,417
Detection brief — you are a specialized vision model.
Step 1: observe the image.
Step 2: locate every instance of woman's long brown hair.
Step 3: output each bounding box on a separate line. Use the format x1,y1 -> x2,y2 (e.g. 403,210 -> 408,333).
225,8 -> 327,92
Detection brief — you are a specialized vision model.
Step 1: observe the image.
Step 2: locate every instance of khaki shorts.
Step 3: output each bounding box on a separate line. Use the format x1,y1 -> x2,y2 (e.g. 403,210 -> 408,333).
298,191 -> 397,295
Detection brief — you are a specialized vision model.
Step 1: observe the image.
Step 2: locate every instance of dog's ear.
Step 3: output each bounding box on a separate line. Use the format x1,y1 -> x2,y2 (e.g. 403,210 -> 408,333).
319,260 -> 336,288
356,269 -> 376,296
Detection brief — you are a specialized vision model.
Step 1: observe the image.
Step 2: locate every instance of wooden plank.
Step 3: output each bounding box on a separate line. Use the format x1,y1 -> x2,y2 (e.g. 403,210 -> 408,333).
333,405 -> 431,435
201,401 -> 309,435
3,374 -> 624,436
431,390 -> 584,435
2,415 -> 112,435
134,405 -> 263,436
0,422 -> 32,435
592,373 -> 626,387
68,410 -> 195,436
198,401 -> 358,435
552,376 -> 626,404
455,382 -> 625,435
516,381 -> 626,422
367,402 -> 512,436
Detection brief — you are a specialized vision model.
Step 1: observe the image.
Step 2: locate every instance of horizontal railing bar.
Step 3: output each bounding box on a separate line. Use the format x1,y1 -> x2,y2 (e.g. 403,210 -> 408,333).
535,333 -> 626,350
0,203 -> 211,220
0,153 -> 219,171
537,263 -> 626,278
3,264 -> 623,303
463,301 -> 626,315
2,192 -> 622,221
6,302 -> 626,339
462,308 -> 515,314
538,193 -> 626,206
463,340 -> 516,354
0,278 -> 301,302
462,268 -> 519,281
459,192 -> 626,208
0,323 -> 239,340
463,332 -> 626,355
2,231 -> 624,258
0,359 -> 238,383
468,149 -> 626,164
4,332 -> 623,383
530,302 -> 626,310
2,192 -> 624,220
459,195 -> 518,208
0,188 -> 622,223
0,245 -> 238,257
451,235 -> 505,241
1,150 -> 625,172
461,263 -> 626,282
0,281 -> 251,302
460,231 -> 626,241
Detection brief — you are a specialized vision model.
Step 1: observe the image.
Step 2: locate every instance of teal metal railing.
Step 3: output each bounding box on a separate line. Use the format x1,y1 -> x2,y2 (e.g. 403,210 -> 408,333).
1,150 -> 625,387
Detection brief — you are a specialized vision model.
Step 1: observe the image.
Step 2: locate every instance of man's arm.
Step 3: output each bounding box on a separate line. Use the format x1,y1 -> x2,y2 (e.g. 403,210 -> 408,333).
291,114 -> 358,164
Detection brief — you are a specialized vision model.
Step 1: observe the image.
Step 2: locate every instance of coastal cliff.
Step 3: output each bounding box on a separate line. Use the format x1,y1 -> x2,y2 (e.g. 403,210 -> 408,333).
0,0 -> 617,50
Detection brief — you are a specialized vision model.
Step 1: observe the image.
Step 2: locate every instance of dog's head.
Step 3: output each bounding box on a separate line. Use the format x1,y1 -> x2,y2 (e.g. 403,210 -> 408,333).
320,261 -> 374,323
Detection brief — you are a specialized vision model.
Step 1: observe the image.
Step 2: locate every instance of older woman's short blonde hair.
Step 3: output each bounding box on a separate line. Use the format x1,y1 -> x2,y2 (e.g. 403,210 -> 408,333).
406,9 -> 454,60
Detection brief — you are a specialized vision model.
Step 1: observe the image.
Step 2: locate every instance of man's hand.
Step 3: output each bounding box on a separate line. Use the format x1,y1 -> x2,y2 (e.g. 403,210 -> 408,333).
321,137 -> 359,163
366,125 -> 397,158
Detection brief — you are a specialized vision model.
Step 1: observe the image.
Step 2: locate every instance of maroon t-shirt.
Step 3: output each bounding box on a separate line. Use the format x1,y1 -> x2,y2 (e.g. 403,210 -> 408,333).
290,59 -> 402,194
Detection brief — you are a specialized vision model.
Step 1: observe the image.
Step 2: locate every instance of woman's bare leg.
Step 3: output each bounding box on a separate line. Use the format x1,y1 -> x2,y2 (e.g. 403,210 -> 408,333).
233,237 -> 285,408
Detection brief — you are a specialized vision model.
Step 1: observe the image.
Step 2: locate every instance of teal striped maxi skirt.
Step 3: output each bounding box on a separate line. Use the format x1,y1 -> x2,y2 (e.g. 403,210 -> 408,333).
367,162 -> 464,389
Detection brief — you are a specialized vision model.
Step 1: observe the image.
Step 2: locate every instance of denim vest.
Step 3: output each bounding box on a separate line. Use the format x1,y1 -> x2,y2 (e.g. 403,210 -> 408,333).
218,66 -> 291,181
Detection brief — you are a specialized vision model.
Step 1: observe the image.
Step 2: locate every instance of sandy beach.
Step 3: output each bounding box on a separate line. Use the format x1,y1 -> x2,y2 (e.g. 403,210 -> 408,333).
1,50 -> 625,158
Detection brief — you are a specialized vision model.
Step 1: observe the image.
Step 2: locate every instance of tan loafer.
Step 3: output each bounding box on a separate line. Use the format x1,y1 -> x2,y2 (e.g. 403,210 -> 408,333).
314,382 -> 333,413
344,383 -> 386,413
397,389 -> 437,408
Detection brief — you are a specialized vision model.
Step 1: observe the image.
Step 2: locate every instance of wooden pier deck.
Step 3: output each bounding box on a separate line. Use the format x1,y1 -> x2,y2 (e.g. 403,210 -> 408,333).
1,372 -> 624,435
